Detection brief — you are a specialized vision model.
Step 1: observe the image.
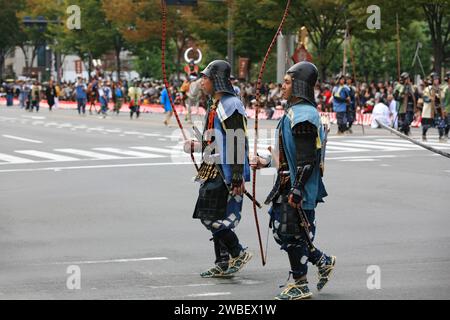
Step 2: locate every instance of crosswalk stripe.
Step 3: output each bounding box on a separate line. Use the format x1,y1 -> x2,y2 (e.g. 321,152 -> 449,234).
14,150 -> 79,161
326,145 -> 369,152
328,141 -> 406,151
0,152 -> 35,164
1,135 -> 445,166
327,142 -> 371,152
346,140 -> 415,150
372,139 -> 422,148
54,148 -> 122,160
130,146 -> 185,155
380,139 -> 450,149
92,147 -> 164,158
2,135 -> 42,144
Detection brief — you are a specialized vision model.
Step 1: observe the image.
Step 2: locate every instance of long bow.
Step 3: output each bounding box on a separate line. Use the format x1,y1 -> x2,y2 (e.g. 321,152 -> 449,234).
161,0 -> 198,171
252,0 -> 292,266
161,0 -> 262,205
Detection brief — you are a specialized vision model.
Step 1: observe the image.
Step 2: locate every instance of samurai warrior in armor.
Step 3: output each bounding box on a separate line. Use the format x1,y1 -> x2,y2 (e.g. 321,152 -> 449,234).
183,60 -> 252,278
393,72 -> 417,136
252,62 -> 336,300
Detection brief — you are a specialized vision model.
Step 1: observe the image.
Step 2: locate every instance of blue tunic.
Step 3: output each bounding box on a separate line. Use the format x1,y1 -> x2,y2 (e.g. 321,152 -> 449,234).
332,85 -> 349,113
160,88 -> 172,112
276,103 -> 328,210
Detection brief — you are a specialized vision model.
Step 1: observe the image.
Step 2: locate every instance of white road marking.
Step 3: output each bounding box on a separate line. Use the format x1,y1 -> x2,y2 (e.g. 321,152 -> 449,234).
21,115 -> 45,120
0,153 -> 35,164
147,283 -> 215,289
326,145 -> 369,152
187,292 -> 231,297
2,135 -> 42,144
329,141 -> 403,151
374,139 -> 420,147
0,161 -> 192,173
87,127 -> 105,132
44,122 -> 59,127
327,155 -> 397,160
93,147 -> 165,158
381,139 -> 450,149
55,148 -> 122,160
351,140 -> 419,149
130,146 -> 185,155
142,133 -> 161,137
14,150 -> 79,161
46,257 -> 168,265
340,158 -> 379,162
328,135 -> 393,139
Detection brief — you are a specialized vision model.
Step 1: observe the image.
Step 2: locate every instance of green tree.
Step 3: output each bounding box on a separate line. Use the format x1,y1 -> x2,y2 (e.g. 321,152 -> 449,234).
0,0 -> 23,78
49,0 -> 115,80
16,0 -> 61,73
421,1 -> 449,73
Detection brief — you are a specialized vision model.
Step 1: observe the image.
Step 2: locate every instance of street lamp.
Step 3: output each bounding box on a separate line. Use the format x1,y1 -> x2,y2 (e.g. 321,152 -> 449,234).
23,16 -> 62,84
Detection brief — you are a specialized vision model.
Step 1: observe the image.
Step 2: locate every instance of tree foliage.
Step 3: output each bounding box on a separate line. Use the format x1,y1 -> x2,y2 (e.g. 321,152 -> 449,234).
4,0 -> 448,82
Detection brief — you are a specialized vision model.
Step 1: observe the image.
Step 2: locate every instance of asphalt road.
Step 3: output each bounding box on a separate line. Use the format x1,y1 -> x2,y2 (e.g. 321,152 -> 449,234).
0,104 -> 449,300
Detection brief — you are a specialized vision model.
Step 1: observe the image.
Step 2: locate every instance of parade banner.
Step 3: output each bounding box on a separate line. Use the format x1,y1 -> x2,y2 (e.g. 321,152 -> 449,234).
238,57 -> 250,81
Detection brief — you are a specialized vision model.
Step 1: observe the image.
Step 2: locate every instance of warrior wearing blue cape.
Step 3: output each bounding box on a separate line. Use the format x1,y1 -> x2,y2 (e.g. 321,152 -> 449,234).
253,61 -> 336,300
183,60 -> 252,278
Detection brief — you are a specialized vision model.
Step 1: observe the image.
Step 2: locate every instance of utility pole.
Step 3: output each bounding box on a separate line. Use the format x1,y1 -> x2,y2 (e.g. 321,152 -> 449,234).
396,13 -> 401,81
227,0 -> 234,74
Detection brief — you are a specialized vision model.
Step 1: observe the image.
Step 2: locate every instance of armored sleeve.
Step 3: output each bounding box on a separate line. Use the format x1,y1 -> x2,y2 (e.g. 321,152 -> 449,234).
290,121 -> 318,191
223,110 -> 247,185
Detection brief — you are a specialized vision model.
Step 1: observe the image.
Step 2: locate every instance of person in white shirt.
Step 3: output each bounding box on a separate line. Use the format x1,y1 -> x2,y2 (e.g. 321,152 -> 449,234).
371,97 -> 392,128
387,94 -> 398,129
